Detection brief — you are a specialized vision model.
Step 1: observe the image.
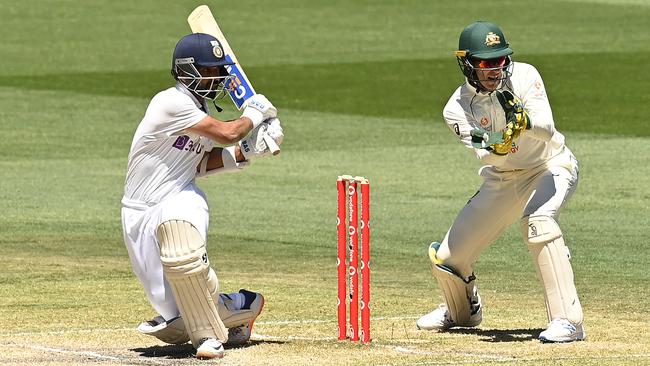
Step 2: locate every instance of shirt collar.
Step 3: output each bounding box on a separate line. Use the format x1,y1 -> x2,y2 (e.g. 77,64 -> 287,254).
175,82 -> 205,109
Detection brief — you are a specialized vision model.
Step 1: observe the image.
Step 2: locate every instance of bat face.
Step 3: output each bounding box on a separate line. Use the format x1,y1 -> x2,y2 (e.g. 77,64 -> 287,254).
188,5 -> 280,155
223,55 -> 255,109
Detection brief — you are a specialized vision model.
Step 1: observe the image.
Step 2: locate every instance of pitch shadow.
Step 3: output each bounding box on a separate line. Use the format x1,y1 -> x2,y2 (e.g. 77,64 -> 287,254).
449,328 -> 544,342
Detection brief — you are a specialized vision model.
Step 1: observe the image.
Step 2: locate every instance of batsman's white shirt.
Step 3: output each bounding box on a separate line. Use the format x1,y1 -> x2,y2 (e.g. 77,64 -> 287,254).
121,83 -> 213,319
437,62 -> 580,278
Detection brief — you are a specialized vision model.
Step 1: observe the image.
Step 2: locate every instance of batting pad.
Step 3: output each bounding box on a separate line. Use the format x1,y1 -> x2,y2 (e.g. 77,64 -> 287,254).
205,268 -> 257,327
157,220 -> 228,345
218,293 -> 257,328
138,316 -> 190,345
427,243 -> 478,326
522,215 -> 583,325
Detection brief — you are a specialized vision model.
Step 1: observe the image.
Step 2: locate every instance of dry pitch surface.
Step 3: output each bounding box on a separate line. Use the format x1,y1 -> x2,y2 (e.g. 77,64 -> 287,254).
2,312 -> 648,365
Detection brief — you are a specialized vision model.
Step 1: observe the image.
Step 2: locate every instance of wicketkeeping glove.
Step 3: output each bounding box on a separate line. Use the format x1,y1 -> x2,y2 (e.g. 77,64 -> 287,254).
470,128 -> 504,149
496,90 -> 531,140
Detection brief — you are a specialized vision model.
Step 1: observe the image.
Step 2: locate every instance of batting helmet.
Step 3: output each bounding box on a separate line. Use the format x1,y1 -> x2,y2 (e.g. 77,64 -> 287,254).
171,33 -> 234,100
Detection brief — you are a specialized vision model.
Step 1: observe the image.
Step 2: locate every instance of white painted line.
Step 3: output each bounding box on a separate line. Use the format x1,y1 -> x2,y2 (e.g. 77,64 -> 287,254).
4,316 -> 421,337
252,333 -> 335,342
256,315 -> 418,326
375,353 -> 650,366
6,327 -> 133,337
2,343 -> 122,361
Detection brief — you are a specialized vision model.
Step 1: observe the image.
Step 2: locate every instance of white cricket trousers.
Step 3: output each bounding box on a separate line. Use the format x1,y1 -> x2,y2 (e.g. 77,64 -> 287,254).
121,183 -> 209,320
436,147 -> 579,279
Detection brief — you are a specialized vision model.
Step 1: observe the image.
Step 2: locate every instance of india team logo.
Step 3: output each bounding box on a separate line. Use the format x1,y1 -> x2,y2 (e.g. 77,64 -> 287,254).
485,32 -> 501,46
210,40 -> 224,58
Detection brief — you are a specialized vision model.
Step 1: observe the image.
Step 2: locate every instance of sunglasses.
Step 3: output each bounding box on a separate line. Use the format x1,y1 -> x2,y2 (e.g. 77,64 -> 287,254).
476,56 -> 508,69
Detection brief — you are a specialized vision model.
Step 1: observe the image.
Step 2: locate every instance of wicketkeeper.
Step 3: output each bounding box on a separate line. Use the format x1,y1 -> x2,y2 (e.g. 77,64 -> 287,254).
417,21 -> 585,343
121,33 -> 284,359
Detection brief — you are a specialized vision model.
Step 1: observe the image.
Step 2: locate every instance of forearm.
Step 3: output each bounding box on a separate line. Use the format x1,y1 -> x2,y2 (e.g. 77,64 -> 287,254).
208,117 -> 254,144
189,116 -> 254,145
196,146 -> 248,177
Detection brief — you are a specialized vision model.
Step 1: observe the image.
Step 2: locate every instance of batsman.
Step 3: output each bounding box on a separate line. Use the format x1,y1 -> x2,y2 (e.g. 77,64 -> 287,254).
417,21 -> 585,343
121,32 -> 283,359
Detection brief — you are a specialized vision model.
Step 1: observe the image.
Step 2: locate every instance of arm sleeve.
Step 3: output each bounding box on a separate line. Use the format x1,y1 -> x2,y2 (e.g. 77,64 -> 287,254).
144,92 -> 208,138
518,65 -> 556,142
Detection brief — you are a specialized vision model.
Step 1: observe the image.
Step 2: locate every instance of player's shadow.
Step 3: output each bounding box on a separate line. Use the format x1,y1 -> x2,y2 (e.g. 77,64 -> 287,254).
450,328 -> 543,342
131,340 -> 287,359
131,344 -> 195,359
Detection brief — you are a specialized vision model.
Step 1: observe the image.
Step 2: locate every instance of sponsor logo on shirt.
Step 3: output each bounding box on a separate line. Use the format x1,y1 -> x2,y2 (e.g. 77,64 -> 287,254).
172,135 -> 204,154
480,117 -> 490,126
510,141 -> 519,154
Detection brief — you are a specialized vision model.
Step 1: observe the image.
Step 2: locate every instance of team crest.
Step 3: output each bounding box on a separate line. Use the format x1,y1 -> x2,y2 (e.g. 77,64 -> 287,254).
480,117 -> 489,126
210,40 -> 224,58
485,32 -> 501,46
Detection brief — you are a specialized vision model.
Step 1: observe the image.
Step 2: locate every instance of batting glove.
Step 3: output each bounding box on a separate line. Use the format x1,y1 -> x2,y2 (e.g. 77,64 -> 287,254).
241,94 -> 277,128
265,117 -> 284,147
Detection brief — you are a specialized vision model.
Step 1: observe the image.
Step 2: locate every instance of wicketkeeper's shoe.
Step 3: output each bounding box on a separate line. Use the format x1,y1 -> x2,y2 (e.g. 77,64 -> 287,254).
416,303 -> 482,331
225,289 -> 265,346
195,337 -> 225,359
538,318 -> 585,343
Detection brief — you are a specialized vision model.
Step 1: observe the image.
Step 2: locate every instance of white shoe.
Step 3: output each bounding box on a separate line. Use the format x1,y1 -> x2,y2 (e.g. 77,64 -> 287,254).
539,318 -> 585,343
196,338 -> 225,359
225,289 -> 265,346
416,303 -> 482,331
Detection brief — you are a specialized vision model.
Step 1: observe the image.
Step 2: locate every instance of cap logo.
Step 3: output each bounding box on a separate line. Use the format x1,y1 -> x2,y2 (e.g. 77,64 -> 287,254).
485,32 -> 501,46
210,40 -> 224,58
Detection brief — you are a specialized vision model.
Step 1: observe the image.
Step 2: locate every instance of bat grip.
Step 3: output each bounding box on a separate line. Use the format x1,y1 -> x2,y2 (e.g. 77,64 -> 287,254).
263,134 -> 281,155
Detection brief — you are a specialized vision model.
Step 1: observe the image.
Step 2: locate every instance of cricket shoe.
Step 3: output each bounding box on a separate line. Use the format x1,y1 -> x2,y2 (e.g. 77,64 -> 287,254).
225,289 -> 265,346
539,318 -> 585,343
416,302 -> 482,331
195,337 -> 225,360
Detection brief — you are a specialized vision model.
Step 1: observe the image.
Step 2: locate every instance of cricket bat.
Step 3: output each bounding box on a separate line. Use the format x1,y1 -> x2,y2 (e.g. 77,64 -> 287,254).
188,4 -> 280,155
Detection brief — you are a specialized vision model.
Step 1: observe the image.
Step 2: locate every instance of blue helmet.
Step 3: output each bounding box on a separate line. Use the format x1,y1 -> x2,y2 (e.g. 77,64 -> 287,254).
171,33 -> 235,100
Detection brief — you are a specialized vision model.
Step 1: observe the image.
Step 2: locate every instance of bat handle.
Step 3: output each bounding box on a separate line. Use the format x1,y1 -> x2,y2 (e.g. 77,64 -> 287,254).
263,134 -> 281,155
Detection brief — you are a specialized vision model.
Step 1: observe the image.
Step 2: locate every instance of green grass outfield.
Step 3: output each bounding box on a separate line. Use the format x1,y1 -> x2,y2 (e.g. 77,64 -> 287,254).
1,0 -> 649,365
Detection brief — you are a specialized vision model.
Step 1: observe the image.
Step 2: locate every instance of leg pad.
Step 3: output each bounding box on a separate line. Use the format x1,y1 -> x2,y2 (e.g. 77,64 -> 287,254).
157,220 -> 228,346
521,216 -> 583,325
